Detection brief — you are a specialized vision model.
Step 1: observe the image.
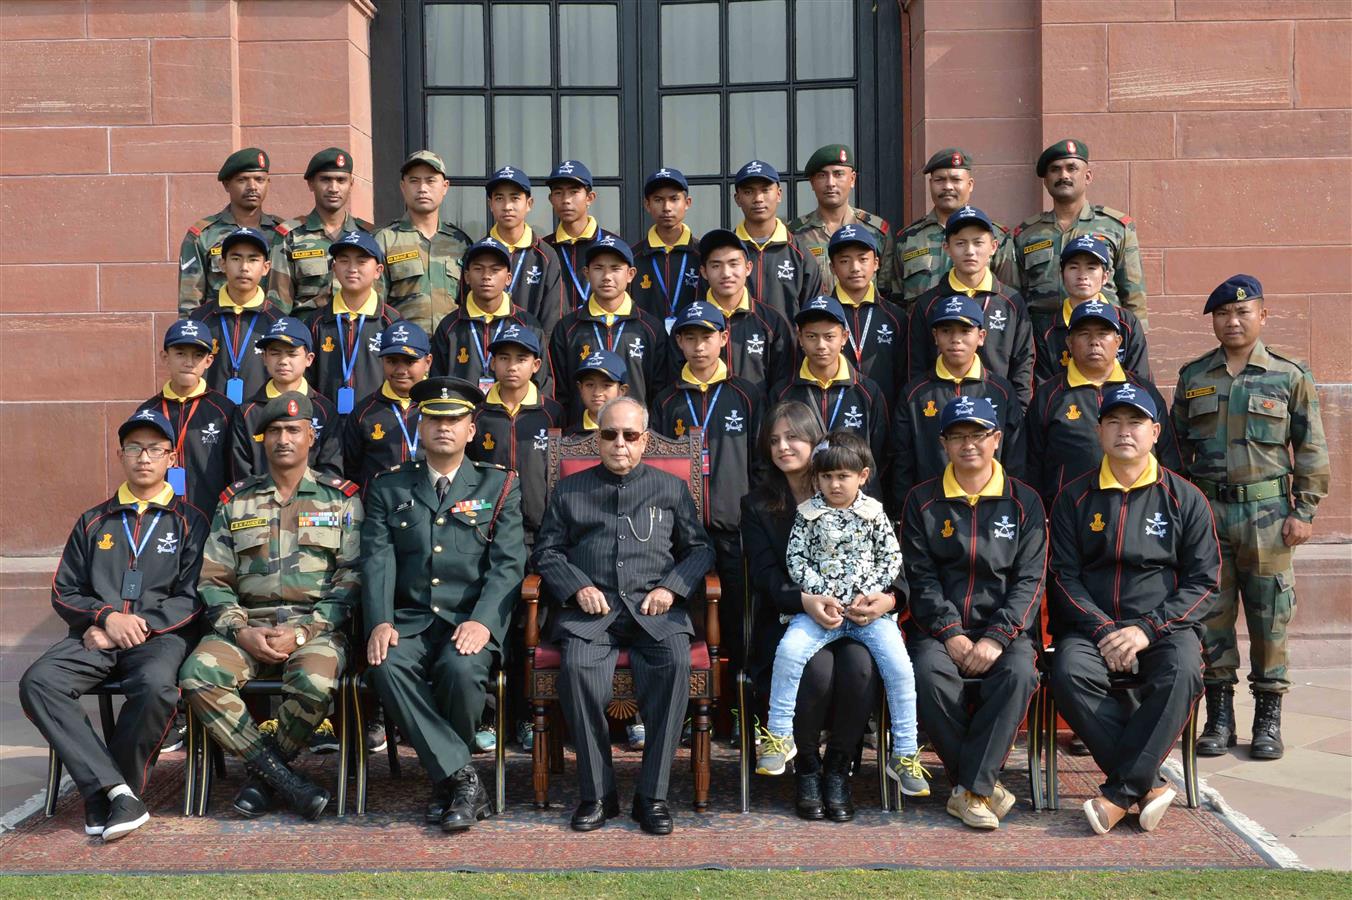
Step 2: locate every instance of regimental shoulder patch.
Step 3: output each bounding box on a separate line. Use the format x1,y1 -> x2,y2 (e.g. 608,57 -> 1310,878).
274,221 -> 294,237
356,217 -> 375,231
472,460 -> 508,471
189,218 -> 213,237
1184,386 -> 1216,399
1096,205 -> 1133,226
324,475 -> 360,496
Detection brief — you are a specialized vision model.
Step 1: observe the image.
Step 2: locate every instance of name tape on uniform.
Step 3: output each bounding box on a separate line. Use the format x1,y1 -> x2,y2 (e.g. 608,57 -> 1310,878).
385,250 -> 420,264
230,517 -> 268,531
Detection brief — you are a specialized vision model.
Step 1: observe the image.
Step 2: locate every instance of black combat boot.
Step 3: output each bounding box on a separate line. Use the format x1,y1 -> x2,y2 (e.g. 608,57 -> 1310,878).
251,740 -> 330,820
821,750 -> 855,822
795,771 -> 825,820
1250,691 -> 1285,760
1196,684 -> 1237,757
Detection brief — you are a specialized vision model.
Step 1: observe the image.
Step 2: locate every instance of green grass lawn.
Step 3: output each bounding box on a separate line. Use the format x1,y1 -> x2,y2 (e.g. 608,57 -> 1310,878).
0,869 -> 1347,899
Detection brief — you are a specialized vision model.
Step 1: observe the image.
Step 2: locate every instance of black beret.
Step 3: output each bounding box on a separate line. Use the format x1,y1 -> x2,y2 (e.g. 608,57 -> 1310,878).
218,147 -> 269,181
305,147 -> 353,180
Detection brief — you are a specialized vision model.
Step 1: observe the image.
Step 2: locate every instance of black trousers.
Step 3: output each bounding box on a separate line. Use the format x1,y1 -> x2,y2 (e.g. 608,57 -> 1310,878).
559,608 -> 690,803
367,619 -> 492,785
1051,629 -> 1203,809
792,639 -> 882,775
912,633 -> 1039,796
20,632 -> 189,800
709,529 -> 747,674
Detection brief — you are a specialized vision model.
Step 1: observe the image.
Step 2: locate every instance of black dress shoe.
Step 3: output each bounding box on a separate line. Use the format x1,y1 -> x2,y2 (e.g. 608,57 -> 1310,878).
823,771 -> 855,822
631,794 -> 674,835
795,772 -> 825,820
425,777 -> 455,824
441,765 -> 491,833
232,771 -> 274,819
570,791 -> 620,832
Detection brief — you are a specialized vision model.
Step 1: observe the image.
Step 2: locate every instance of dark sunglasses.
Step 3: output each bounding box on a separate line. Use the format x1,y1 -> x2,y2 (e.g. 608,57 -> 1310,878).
598,428 -> 643,443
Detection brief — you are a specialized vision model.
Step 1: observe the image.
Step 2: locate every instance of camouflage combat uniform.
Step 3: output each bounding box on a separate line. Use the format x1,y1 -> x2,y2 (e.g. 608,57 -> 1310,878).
892,210 -> 1014,311
1172,340 -> 1329,693
267,211 -> 375,319
789,206 -> 897,299
178,468 -> 363,759
374,216 -> 472,334
178,207 -> 285,318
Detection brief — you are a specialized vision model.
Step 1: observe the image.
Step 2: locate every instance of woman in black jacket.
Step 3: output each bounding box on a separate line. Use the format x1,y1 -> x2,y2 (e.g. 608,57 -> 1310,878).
741,400 -> 901,821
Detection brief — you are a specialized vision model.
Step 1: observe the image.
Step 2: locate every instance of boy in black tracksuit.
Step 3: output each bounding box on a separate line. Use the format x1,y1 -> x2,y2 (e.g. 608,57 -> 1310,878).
890,296 -> 1023,514
731,159 -> 822,322
341,321 -> 433,495
542,160 -> 623,313
478,165 -> 569,340
903,396 -> 1046,828
432,237 -> 550,396
907,207 -> 1034,408
695,228 -> 794,393
548,236 -> 673,423
1024,301 -> 1179,513
649,302 -> 763,670
20,410 -> 208,842
563,349 -> 630,436
1035,235 -> 1150,383
827,224 -> 908,396
135,319 -> 237,518
1049,386 -> 1220,835
631,167 -> 702,321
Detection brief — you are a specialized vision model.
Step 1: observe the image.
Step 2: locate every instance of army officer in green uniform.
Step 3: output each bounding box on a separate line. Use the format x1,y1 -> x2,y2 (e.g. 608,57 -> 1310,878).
363,376 -> 525,832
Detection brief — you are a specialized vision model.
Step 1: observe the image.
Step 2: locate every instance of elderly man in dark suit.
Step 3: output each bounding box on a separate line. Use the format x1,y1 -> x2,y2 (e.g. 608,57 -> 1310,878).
531,396 -> 714,835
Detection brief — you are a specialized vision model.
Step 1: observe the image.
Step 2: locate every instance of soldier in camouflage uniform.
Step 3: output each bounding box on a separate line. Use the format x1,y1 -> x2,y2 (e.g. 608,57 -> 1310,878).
998,140 -> 1147,335
268,147 -> 374,319
375,150 -> 472,335
179,392 -> 363,820
894,149 -> 1014,311
178,148 -> 284,318
1171,275 -> 1329,761
789,144 -> 897,299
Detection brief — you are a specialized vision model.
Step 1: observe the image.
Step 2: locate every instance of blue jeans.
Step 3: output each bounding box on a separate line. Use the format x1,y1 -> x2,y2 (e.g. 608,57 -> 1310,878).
768,613 -> 918,756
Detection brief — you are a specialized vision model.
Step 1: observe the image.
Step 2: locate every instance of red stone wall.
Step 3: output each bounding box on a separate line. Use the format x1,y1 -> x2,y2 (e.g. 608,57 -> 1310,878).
0,0 -> 375,556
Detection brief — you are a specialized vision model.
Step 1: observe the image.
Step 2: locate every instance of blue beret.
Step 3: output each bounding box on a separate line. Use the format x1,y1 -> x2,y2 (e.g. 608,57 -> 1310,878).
378,321 -> 431,359
929,294 -> 985,329
1099,383 -> 1157,422
939,395 -> 999,433
1205,274 -> 1263,313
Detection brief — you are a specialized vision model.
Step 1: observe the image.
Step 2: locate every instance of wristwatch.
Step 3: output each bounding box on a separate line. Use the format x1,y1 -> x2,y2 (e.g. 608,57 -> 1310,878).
293,627 -> 307,647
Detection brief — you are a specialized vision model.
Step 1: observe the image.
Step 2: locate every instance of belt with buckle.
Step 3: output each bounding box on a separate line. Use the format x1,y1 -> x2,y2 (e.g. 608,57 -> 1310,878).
1195,477 -> 1286,504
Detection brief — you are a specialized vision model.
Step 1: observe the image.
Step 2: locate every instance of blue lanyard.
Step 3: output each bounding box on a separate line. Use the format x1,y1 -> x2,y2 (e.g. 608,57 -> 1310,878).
826,385 -> 848,429
335,313 -> 367,388
592,320 -> 626,353
559,245 -> 591,306
219,312 -> 260,376
391,405 -> 420,457
120,511 -> 164,569
652,254 -> 690,315
469,319 -> 503,373
506,249 -> 529,294
682,383 -> 724,442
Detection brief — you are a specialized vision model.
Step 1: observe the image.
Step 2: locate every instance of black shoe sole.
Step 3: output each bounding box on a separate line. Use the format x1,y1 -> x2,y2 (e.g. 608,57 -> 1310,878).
101,811 -> 149,842
1196,738 -> 1237,757
441,802 -> 492,832
795,807 -> 826,821
825,808 -> 856,822
232,801 -> 269,819
298,793 -> 331,821
1250,748 -> 1284,760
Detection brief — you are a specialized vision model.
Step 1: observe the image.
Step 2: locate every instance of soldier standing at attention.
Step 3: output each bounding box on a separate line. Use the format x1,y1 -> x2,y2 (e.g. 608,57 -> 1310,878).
1173,276 -> 1329,761
789,144 -> 896,299
268,147 -> 374,319
1001,140 -> 1147,335
375,150 -> 472,334
179,148 -> 283,318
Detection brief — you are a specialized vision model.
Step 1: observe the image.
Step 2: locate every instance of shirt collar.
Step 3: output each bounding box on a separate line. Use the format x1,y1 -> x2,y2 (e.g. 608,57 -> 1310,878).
799,355 -> 852,389
587,293 -> 634,322
332,288 -> 379,317
935,356 -> 983,383
942,460 -> 1006,506
553,216 -> 598,244
259,468 -> 322,498
834,282 -> 876,307
706,288 -> 751,314
581,409 -> 600,431
1066,359 -> 1127,388
679,359 -> 729,392
947,267 -> 993,297
427,460 -> 461,490
465,291 -> 512,320
217,284 -> 265,312
381,380 -> 413,409
485,381 -> 539,416
163,379 -> 207,401
489,223 -> 534,252
266,378 -> 310,399
735,218 -> 789,249
1098,454 -> 1159,492
647,223 -> 692,251
116,482 -> 176,513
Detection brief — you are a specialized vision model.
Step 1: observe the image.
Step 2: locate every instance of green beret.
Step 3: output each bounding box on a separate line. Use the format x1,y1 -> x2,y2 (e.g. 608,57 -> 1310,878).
218,147 -> 269,182
922,147 -> 973,174
401,149 -> 447,177
256,392 -> 314,432
1036,139 -> 1089,177
804,144 -> 854,177
305,147 -> 354,180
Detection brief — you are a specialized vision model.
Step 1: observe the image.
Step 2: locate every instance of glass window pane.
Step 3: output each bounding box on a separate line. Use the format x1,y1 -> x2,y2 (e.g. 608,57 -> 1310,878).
590,186 -> 621,232
428,94 -> 486,178
728,91 -> 787,174
795,88 -> 853,173
661,3 -> 719,86
795,0 -> 854,80
661,94 -> 722,177
684,184 -> 723,242
795,179 -> 817,222
526,186 -> 553,236
442,185 -> 490,243
559,4 -> 617,87
491,3 -> 550,86
728,0 -> 785,83
561,95 -> 619,178
425,4 -> 484,87
493,95 -> 553,182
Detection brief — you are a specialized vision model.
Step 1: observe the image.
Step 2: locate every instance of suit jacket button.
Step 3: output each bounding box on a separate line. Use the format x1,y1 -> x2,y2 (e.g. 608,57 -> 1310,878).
434,545 -> 443,552
399,521 -> 407,527
436,517 -> 446,525
432,605 -> 440,612
617,561 -> 624,567
432,577 -> 441,585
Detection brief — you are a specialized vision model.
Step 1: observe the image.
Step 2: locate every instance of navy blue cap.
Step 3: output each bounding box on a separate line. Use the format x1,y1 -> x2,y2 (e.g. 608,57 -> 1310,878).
575,348 -> 628,384
220,226 -> 269,256
1205,274 -> 1263,314
328,228 -> 384,265
644,166 -> 689,196
546,159 -> 593,190
671,300 -> 726,333
1068,297 -> 1122,333
929,294 -> 985,329
463,236 -> 512,268
1061,234 -> 1111,268
1099,382 -> 1157,422
378,321 -> 431,359
257,316 -> 312,351
487,322 -> 542,357
583,234 -> 634,266
163,318 -> 213,352
794,295 -> 848,328
119,408 -> 175,445
698,228 -> 748,259
734,159 -> 780,185
827,224 -> 878,257
943,205 -> 996,238
486,164 -> 531,194
939,395 -> 999,433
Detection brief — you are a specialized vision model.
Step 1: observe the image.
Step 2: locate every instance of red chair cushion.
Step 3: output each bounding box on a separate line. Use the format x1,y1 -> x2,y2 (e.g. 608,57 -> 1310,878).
533,640 -> 711,670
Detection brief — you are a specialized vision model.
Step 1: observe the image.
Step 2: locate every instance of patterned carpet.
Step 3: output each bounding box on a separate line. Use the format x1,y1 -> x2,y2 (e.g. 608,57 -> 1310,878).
0,739 -> 1272,874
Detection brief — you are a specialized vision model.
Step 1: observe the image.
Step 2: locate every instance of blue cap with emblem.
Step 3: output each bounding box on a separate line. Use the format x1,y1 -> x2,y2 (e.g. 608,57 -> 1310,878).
486,164 -> 532,194
583,234 -> 634,266
1099,382 -> 1157,421
328,228 -> 383,265
794,294 -> 849,328
377,321 -> 431,359
1060,234 -> 1111,269
1068,297 -> 1122,333
220,226 -> 270,256
1204,274 -> 1263,314
943,205 -> 996,238
644,166 -> 689,196
671,300 -> 726,333
256,316 -> 313,351
575,348 -> 628,384
939,395 -> 999,433
546,159 -> 593,190
118,408 -> 176,445
163,318 -> 215,351
463,236 -> 513,268
734,159 -> 780,185
929,294 -> 985,329
487,322 -> 542,357
827,224 -> 878,257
